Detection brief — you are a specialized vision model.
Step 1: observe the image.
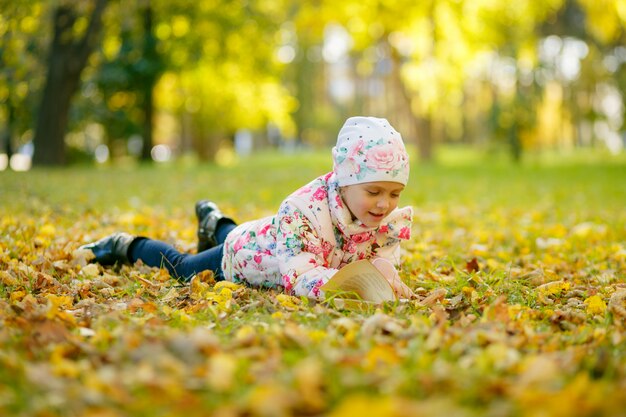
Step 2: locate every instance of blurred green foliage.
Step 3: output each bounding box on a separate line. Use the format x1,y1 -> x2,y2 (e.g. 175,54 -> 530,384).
0,0 -> 625,165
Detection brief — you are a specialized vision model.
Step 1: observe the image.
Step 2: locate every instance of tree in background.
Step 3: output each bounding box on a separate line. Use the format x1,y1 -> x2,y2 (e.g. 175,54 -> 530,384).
86,0 -> 163,162
151,0 -> 294,161
2,0 -> 624,167
32,0 -> 108,166
0,0 -> 46,163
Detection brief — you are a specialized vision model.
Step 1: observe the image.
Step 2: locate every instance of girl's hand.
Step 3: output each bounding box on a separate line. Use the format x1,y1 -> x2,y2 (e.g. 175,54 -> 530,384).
371,258 -> 417,300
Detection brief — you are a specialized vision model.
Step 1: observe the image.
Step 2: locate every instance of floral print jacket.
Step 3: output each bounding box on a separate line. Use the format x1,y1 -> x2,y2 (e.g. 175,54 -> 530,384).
221,172 -> 413,299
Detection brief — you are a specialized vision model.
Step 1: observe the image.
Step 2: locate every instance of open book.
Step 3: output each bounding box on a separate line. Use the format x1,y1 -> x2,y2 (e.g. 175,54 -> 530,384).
321,259 -> 399,308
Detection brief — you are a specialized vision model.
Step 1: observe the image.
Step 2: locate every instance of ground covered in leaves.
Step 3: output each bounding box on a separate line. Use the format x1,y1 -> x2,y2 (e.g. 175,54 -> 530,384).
1,152 -> 626,417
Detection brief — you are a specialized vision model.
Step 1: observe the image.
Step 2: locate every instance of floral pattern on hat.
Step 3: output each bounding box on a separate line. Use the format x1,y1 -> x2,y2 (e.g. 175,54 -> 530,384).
334,137 -> 408,184
332,116 -> 410,186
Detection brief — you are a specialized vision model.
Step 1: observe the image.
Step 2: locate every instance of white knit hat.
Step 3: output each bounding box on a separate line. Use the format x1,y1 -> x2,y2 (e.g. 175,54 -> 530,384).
332,116 -> 410,186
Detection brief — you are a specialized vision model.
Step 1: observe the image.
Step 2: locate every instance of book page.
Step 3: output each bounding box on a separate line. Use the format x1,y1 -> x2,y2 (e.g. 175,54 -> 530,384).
321,260 -> 396,303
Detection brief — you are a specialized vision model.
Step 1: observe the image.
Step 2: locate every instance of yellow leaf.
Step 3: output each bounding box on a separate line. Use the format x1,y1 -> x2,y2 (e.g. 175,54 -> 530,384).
363,344 -> 401,371
50,346 -> 81,378
45,294 -> 74,320
276,293 -> 301,310
214,281 -> 242,291
10,290 -> 26,303
308,329 -> 326,343
0,270 -> 18,286
45,294 -> 73,309
536,280 -> 570,296
39,223 -> 56,237
585,295 -> 607,315
190,277 -> 210,300
80,263 -> 100,277
271,311 -> 284,319
329,394 -> 395,417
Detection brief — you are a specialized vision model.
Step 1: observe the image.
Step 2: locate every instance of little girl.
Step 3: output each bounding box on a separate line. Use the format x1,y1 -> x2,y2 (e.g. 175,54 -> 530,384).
81,116 -> 415,299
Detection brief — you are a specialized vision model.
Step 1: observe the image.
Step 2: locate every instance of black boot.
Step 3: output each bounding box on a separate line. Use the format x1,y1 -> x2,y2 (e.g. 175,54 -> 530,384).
79,232 -> 136,265
195,200 -> 235,252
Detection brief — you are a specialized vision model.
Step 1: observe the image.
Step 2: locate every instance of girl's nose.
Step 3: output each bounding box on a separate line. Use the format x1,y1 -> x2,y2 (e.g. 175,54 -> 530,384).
377,198 -> 389,209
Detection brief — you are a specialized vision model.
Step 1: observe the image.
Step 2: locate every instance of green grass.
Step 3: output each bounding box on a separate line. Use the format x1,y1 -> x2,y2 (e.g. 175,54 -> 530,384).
4,147 -> 625,213
1,149 -> 626,416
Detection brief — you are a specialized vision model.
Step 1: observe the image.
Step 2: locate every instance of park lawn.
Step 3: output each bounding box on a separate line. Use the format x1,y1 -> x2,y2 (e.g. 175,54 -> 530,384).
1,150 -> 626,417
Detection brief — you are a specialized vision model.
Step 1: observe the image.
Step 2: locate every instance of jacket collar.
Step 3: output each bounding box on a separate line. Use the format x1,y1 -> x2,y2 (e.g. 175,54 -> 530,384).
325,172 -> 413,241
326,172 -> 377,237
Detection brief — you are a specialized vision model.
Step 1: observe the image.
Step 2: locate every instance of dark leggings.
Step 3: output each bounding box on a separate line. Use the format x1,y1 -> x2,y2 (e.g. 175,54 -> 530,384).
128,222 -> 237,283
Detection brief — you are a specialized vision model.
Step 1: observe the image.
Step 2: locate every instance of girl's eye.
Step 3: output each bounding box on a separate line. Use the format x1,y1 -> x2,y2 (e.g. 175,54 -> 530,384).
367,190 -> 379,196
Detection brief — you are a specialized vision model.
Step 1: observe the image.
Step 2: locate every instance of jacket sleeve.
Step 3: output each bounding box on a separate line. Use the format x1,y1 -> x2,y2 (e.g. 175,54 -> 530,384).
373,206 -> 414,266
275,200 -> 339,299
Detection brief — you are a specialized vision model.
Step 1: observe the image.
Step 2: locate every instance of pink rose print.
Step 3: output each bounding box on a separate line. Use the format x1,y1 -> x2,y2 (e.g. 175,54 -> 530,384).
321,240 -> 333,259
343,240 -> 357,254
312,279 -> 324,297
233,235 -> 248,252
365,144 -> 404,171
282,274 -> 294,293
349,140 -> 365,157
378,224 -> 389,233
312,187 -> 327,201
352,232 -> 372,244
398,226 -> 411,240
305,242 -> 323,255
258,224 -> 271,236
335,194 -> 343,208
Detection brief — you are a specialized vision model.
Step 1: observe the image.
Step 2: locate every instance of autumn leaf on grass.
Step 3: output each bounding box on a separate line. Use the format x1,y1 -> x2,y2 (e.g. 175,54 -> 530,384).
536,280 -> 570,305
80,263 -> 100,278
465,257 -> 480,274
419,288 -> 447,307
44,294 -> 77,325
0,270 -> 19,286
275,293 -> 302,311
361,313 -> 406,338
72,247 -> 95,266
214,281 -> 243,292
363,344 -> 402,372
584,295 -> 607,316
192,281 -> 243,312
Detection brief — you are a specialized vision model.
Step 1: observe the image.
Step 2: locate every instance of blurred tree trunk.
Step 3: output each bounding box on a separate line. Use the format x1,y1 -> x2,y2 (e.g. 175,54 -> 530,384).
32,0 -> 107,166
2,101 -> 15,160
389,46 -> 433,162
190,119 -> 222,162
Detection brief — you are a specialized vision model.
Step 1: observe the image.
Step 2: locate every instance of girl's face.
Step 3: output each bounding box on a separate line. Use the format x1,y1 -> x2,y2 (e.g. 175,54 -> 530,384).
340,181 -> 405,228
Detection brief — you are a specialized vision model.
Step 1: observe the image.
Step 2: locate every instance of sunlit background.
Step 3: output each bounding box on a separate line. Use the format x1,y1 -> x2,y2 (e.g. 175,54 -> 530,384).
1,0 -> 625,170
